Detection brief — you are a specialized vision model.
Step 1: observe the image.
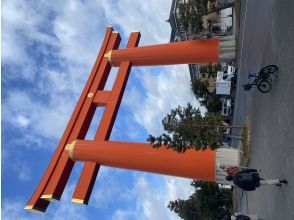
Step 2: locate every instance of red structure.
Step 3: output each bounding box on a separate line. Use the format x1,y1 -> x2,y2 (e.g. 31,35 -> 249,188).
66,140 -> 216,181
105,38 -> 219,66
25,27 -> 238,212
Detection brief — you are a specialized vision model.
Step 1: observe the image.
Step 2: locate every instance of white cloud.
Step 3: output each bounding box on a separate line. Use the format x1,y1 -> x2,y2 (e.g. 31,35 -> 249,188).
133,176 -> 170,220
90,168 -> 124,209
89,167 -> 137,210
100,0 -> 171,44
109,174 -> 194,220
2,0 -> 114,140
88,168 -> 194,220
112,209 -> 138,220
162,176 -> 195,204
3,91 -> 72,140
2,184 -> 89,220
50,1 -> 105,65
15,115 -> 30,127
50,184 -> 89,220
2,200 -> 40,220
2,0 -> 56,80
124,65 -> 203,135
2,0 -> 101,66
13,160 -> 32,181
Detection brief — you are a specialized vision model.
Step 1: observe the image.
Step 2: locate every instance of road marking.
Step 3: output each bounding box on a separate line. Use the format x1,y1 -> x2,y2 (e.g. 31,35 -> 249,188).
239,0 -> 248,71
235,0 -> 248,150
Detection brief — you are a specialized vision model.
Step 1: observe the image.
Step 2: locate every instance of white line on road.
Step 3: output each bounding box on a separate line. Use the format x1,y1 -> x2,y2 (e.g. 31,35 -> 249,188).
239,0 -> 248,71
235,0 -> 248,151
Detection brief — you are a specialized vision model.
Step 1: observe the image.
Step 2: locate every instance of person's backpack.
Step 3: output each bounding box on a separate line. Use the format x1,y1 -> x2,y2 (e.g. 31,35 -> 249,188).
235,214 -> 250,220
238,173 -> 255,182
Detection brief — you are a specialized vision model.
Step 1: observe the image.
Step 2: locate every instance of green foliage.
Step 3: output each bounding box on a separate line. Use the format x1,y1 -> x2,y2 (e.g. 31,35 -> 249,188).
205,93 -> 222,113
178,0 -> 206,34
168,198 -> 202,220
191,78 -> 210,100
191,77 -> 222,114
147,103 -> 224,152
212,25 -> 222,34
204,1 -> 235,16
199,63 -> 222,78
191,63 -> 223,114
178,0 -> 234,36
168,181 -> 232,220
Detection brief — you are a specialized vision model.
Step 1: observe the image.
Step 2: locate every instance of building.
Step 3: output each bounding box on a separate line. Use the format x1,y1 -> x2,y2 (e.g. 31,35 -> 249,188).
166,0 -> 200,81
167,0 -> 234,81
220,7 -> 233,35
166,0 -> 188,42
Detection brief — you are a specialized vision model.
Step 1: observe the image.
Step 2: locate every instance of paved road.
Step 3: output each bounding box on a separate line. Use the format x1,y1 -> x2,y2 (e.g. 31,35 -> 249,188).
234,0 -> 294,219
231,0 -> 275,148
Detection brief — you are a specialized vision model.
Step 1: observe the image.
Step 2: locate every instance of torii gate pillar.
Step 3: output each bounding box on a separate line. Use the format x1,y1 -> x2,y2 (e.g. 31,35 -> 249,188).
25,27 -> 238,213
105,35 -> 235,66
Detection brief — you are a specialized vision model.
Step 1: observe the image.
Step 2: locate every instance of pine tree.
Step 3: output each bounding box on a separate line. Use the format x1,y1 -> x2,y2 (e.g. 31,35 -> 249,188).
191,78 -> 222,113
147,103 -> 225,152
199,63 -> 222,78
168,181 -> 232,220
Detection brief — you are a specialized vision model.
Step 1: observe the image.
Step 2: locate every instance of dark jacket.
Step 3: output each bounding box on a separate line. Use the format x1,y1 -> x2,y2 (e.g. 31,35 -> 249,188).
235,214 -> 251,220
233,169 -> 260,191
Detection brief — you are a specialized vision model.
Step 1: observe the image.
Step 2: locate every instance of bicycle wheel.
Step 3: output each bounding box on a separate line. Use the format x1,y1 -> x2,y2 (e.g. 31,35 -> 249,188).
260,65 -> 278,74
257,80 -> 272,93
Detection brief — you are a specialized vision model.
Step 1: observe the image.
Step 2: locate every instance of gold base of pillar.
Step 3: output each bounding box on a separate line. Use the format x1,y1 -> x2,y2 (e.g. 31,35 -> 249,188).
71,198 -> 87,205
65,140 -> 77,160
24,205 -> 45,213
40,194 -> 60,202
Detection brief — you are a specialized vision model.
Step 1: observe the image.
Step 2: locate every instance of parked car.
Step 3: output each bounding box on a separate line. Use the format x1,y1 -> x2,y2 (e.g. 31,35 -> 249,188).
222,122 -> 231,147
221,98 -> 232,117
222,65 -> 236,81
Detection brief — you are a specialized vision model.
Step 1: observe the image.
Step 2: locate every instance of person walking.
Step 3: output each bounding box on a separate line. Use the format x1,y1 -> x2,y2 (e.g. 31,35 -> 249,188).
225,168 -> 287,191
231,213 -> 262,220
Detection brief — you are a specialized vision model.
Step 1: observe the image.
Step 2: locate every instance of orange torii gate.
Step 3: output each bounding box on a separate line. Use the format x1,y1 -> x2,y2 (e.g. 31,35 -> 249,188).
25,27 -> 239,213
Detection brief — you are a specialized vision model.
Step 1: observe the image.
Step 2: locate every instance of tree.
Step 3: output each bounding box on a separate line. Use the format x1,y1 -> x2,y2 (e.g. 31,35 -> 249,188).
191,78 -> 210,100
178,0 -> 235,35
199,63 -> 222,78
199,65 -> 209,78
191,78 -> 222,113
178,1 -> 204,34
201,1 -> 235,16
147,103 -> 225,152
168,197 -> 202,220
205,93 -> 222,113
168,181 -> 232,220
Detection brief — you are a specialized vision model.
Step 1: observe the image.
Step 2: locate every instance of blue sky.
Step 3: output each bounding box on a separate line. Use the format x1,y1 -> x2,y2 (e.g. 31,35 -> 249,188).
2,0 -> 203,219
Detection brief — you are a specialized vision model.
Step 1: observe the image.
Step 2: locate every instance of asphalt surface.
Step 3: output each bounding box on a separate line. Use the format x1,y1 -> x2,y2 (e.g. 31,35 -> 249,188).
233,0 -> 294,219
231,0 -> 275,147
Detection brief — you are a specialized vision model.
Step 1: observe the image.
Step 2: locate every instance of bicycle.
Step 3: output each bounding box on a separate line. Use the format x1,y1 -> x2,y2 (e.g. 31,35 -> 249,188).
243,65 -> 278,93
